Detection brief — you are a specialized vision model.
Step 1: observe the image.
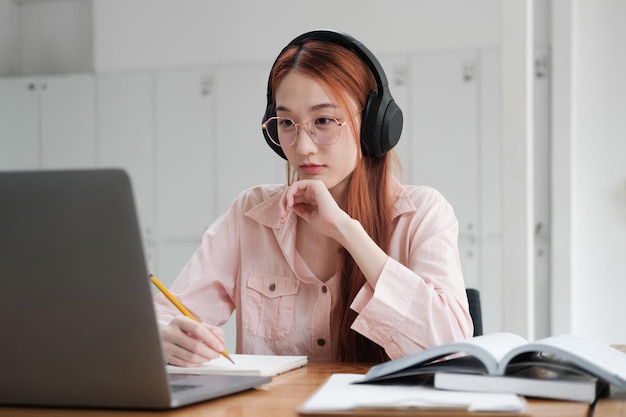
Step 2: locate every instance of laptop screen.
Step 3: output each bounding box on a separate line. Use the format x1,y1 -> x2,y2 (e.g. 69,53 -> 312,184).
0,169 -> 270,409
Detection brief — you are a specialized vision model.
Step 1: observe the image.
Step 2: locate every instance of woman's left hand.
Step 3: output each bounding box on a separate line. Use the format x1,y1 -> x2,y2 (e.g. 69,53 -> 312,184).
280,179 -> 388,286
279,179 -> 351,240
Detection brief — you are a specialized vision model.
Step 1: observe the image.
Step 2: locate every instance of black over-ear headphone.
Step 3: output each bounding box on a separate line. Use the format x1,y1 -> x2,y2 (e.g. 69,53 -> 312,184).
262,30 -> 403,159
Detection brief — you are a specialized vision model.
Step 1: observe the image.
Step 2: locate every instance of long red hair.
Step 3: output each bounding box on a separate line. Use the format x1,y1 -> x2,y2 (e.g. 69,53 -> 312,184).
270,40 -> 395,362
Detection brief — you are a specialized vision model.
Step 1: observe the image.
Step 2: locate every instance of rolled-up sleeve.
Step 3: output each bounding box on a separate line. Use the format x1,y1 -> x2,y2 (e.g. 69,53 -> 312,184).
350,185 -> 473,359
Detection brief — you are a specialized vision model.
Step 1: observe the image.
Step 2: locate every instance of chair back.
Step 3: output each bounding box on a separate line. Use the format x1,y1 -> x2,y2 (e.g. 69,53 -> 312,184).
466,288 -> 483,336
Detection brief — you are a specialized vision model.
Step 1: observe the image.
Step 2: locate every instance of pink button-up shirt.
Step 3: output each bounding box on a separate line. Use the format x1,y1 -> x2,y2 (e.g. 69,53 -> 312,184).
154,179 -> 473,361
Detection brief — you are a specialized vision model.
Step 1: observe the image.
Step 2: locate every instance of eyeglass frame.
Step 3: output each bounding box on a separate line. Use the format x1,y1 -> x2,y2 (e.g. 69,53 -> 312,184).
261,111 -> 361,148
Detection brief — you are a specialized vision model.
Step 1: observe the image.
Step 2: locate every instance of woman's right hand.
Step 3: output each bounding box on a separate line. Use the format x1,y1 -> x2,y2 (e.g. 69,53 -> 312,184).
159,316 -> 226,367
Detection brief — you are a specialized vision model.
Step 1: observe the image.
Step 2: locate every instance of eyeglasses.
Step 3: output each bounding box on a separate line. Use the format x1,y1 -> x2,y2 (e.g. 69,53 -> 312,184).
261,115 -> 354,147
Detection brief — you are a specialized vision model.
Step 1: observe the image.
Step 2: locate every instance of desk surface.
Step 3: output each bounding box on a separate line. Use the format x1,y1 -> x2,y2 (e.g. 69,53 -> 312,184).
593,345 -> 626,417
0,362 -> 598,417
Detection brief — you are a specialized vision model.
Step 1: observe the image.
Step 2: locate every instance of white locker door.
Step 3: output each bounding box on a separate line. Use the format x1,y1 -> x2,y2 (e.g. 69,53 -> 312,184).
214,62 -> 283,214
0,78 -> 39,170
533,48 -> 552,339
479,49 -> 503,334
378,55 -> 411,174
40,74 -> 96,168
155,68 -> 215,286
97,72 -> 156,272
156,68 -> 215,238
410,51 -> 480,288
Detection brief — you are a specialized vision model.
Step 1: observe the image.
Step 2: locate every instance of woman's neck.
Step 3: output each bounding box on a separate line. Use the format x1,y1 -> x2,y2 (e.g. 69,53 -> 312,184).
328,174 -> 352,210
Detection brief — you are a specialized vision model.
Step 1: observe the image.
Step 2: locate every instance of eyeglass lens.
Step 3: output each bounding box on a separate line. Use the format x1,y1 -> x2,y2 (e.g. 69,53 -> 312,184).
264,117 -> 341,147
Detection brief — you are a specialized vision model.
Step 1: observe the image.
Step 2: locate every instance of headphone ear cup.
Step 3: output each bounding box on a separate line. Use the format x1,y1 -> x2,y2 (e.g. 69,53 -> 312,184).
380,99 -> 403,154
360,90 -> 382,158
262,104 -> 287,160
360,89 -> 403,158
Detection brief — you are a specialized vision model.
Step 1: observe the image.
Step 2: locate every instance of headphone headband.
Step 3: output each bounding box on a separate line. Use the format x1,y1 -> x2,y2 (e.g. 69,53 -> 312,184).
268,30 -> 390,101
263,30 -> 403,159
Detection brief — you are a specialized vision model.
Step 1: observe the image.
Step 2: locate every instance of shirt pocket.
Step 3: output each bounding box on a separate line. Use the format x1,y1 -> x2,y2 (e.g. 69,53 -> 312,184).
244,273 -> 300,340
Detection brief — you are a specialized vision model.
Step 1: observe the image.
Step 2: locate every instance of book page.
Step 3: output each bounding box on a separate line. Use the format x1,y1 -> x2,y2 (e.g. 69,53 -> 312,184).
362,332 -> 527,381
502,334 -> 626,387
167,354 -> 307,377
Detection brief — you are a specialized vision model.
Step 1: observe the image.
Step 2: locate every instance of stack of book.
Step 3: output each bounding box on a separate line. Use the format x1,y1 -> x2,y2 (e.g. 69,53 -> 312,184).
297,333 -> 626,414
359,332 -> 626,403
297,333 -> 626,416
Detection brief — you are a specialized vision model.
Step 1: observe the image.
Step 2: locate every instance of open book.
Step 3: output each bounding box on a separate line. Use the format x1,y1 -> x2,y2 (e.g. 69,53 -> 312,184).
167,354 -> 307,377
360,333 -> 626,402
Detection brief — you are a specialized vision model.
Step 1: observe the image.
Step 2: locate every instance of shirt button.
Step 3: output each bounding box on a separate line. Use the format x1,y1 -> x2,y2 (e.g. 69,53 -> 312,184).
269,283 -> 276,292
321,286 -> 327,293
317,338 -> 326,346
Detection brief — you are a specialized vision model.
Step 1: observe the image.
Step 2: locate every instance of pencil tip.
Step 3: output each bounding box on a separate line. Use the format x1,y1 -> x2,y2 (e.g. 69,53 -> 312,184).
223,351 -> 236,364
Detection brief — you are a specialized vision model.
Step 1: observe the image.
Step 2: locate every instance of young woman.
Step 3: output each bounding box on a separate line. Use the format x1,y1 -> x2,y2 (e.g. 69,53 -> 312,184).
154,30 -> 473,366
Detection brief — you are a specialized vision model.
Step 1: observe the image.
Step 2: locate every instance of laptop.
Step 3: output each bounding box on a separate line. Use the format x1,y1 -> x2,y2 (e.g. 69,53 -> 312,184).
0,169 -> 271,410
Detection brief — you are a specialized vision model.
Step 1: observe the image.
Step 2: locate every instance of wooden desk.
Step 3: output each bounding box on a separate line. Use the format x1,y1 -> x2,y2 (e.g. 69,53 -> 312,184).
592,345 -> 626,417
0,363 -> 592,417
594,389 -> 626,417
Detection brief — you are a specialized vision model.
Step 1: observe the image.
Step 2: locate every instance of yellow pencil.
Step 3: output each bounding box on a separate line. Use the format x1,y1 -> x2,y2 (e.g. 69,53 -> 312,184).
149,274 -> 235,365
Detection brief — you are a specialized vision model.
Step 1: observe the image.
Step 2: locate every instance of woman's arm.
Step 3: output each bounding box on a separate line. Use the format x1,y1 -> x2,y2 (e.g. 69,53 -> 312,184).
281,180 -> 473,359
350,186 -> 473,359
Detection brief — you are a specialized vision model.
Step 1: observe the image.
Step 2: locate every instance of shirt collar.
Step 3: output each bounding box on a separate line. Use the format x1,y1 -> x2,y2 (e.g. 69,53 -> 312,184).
389,176 -> 417,218
244,176 -> 417,229
244,189 -> 285,229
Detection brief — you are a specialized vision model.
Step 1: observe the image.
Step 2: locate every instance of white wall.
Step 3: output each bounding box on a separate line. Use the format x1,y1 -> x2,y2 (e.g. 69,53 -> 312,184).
20,0 -> 94,75
92,0 -> 501,71
0,0 -> 19,75
0,0 -> 93,76
565,0 -> 626,344
552,0 -> 626,345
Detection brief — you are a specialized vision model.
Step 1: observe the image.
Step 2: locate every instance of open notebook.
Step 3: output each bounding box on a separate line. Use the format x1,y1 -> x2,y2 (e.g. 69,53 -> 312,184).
0,169 -> 271,410
167,354 -> 308,377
